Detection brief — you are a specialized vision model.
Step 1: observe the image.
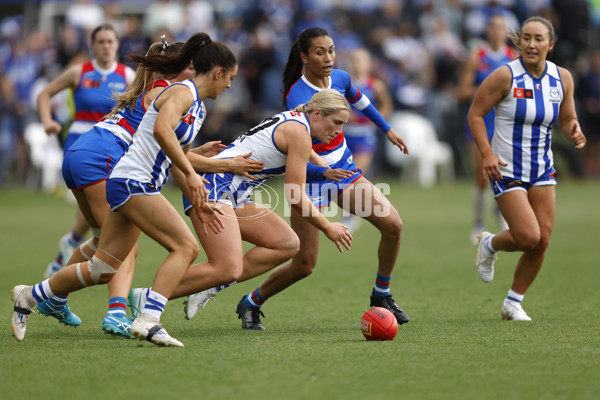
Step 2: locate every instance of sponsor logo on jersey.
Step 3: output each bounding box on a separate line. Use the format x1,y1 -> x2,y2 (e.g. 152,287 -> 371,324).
549,87 -> 561,103
82,79 -> 100,88
513,88 -> 533,99
181,113 -> 196,125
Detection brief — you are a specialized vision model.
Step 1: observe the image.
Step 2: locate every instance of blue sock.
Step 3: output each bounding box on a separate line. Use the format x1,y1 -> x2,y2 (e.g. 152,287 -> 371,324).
107,296 -> 127,318
372,273 -> 391,297
244,288 -> 265,309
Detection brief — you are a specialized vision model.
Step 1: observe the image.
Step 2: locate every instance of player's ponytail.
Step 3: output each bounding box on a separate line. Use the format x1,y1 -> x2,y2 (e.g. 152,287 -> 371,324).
107,40 -> 184,117
282,27 -> 331,109
129,32 -> 236,78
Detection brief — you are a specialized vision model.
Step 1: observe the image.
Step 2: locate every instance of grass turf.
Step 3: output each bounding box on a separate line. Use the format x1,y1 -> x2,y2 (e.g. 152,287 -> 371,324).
0,179 -> 598,400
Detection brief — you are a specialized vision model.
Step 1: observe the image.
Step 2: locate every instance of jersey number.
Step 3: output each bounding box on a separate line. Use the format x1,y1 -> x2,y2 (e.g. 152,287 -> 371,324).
238,116 -> 281,142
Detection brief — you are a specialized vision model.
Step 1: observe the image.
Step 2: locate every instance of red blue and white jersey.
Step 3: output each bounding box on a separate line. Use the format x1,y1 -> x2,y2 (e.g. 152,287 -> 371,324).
467,44 -> 516,141
69,60 -> 135,136
344,74 -> 377,137
474,44 -> 515,86
192,111 -> 310,209
93,79 -> 170,152
492,59 -> 564,182
109,80 -> 205,190
285,69 -> 390,171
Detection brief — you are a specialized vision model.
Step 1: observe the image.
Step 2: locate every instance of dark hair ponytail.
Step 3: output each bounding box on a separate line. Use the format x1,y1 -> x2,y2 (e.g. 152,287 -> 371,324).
282,27 -> 331,109
129,32 -> 237,78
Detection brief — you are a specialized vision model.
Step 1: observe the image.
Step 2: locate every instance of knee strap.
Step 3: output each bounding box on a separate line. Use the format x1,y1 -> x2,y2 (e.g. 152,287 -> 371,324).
88,255 -> 118,284
76,263 -> 88,287
79,238 -> 97,261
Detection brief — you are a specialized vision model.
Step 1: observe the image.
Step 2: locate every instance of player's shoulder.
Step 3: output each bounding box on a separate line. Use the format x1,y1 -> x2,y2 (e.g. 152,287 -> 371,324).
331,69 -> 351,82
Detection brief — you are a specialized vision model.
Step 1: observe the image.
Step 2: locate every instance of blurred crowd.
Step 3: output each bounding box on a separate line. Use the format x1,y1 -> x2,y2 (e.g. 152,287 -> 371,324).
1,0 -> 599,189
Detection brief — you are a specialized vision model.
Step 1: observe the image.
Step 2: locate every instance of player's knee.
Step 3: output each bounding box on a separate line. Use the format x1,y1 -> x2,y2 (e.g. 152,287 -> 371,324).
220,266 -> 243,285
272,234 -> 300,259
174,238 -> 200,264
513,230 -> 541,251
88,255 -> 119,284
380,213 -> 402,240
293,255 -> 317,279
79,237 -> 98,261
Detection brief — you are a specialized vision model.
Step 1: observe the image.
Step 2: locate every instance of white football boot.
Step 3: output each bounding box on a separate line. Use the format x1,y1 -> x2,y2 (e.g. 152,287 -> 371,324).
501,299 -> 532,321
184,287 -> 217,320
130,313 -> 183,347
11,285 -> 36,342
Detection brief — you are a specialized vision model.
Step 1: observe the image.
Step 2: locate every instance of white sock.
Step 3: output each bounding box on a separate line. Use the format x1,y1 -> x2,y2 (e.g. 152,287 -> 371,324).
142,289 -> 168,320
507,289 -> 524,303
485,234 -> 496,253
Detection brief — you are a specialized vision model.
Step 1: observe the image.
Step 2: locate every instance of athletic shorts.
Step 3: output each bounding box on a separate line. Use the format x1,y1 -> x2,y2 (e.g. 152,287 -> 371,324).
62,127 -> 128,189
307,168 -> 362,208
491,168 -> 557,198
344,125 -> 377,155
183,172 -> 254,214
106,178 -> 160,211
62,149 -> 116,190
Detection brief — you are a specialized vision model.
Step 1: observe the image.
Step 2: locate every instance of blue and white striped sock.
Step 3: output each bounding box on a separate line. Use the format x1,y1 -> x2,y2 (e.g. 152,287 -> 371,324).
216,282 -> 236,292
507,289 -> 524,303
372,273 -> 391,297
244,288 -> 265,309
32,279 -> 55,304
143,290 -> 167,320
108,296 -> 127,318
485,234 -> 496,253
68,229 -> 84,247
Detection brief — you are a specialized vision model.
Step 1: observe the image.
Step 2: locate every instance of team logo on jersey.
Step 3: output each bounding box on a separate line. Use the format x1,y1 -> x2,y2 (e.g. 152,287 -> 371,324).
549,87 -> 561,103
513,88 -> 533,99
82,79 -> 100,88
181,113 -> 196,125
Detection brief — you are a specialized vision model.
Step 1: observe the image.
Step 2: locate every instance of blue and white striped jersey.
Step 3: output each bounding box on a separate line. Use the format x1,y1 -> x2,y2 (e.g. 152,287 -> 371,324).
109,79 -> 205,190
492,59 -> 564,182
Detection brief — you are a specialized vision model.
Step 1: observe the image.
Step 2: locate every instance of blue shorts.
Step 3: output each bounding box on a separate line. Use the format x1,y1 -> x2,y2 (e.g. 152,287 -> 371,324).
62,127 -> 128,189
491,168 -> 557,198
183,172 -> 255,214
344,130 -> 377,155
307,169 -> 362,208
63,149 -> 116,190
106,178 -> 160,211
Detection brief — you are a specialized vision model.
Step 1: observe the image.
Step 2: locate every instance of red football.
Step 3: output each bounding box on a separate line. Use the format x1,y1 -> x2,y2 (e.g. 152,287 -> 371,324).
360,307 -> 398,341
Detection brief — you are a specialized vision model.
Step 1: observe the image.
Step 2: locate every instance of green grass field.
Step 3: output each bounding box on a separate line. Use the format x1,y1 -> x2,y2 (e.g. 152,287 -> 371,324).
1,179 -> 598,400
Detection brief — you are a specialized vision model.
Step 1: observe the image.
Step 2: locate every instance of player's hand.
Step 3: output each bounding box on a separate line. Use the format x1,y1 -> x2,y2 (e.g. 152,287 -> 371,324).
482,152 -> 507,182
324,222 -> 353,252
195,140 -> 227,157
194,202 -> 225,235
323,168 -> 354,182
230,153 -> 264,179
43,120 -> 62,136
386,128 -> 409,154
570,121 -> 586,150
